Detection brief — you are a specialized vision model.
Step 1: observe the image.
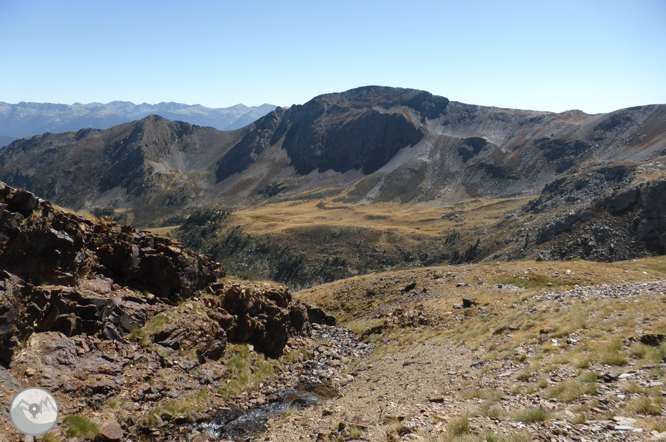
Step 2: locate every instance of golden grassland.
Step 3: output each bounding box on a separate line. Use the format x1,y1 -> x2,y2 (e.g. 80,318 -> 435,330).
203,197 -> 529,237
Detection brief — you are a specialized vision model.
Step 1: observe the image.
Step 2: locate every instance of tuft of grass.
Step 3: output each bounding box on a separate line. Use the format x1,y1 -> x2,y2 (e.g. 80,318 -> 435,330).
478,403 -> 505,419
596,339 -> 628,366
622,382 -> 648,394
129,314 -> 170,346
646,343 -> 666,363
574,355 -> 593,369
64,415 -> 100,438
281,348 -> 314,364
42,433 -> 59,442
349,425 -> 364,439
630,343 -> 650,359
144,389 -> 211,426
625,396 -> 663,416
216,343 -> 281,400
568,413 -> 586,424
642,417 -> 666,433
579,372 -> 598,383
547,380 -> 597,403
515,370 -> 532,381
447,415 -> 470,436
461,387 -> 502,401
513,408 -> 549,423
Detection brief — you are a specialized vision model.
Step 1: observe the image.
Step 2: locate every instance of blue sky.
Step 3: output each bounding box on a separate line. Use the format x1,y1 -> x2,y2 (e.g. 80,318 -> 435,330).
1,0 -> 665,113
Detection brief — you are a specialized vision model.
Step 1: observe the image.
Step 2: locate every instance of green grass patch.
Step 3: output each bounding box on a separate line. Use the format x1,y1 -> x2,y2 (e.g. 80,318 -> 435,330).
129,313 -> 170,346
579,372 -> 598,383
216,344 -> 281,400
63,415 -> 99,438
144,389 -> 211,425
447,415 -> 470,436
42,433 -> 59,442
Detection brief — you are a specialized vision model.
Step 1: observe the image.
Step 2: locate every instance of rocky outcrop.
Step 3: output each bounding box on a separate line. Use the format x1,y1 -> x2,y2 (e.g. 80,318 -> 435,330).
204,281 -> 309,358
527,162 -> 666,260
0,183 -> 315,364
0,182 -> 322,440
0,183 -> 222,297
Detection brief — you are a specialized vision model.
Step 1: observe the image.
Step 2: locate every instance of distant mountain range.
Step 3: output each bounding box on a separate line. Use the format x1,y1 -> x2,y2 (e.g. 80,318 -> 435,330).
0,101 -> 276,145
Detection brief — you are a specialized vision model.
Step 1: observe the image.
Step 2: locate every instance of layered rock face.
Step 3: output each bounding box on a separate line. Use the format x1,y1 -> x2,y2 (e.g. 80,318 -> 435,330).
0,182 -> 221,294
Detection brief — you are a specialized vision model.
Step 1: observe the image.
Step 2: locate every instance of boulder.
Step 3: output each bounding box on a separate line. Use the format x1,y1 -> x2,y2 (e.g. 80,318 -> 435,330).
100,420 -> 123,440
305,304 -> 336,326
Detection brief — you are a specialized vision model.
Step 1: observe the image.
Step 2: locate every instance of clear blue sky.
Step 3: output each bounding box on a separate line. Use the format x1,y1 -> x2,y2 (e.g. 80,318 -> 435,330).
1,0 -> 665,113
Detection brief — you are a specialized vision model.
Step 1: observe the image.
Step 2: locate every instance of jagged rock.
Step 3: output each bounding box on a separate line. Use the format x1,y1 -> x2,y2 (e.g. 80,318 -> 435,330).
462,298 -> 477,308
206,282 -> 310,358
152,311 -> 227,361
639,334 -> 666,347
403,282 -> 417,292
602,372 -> 622,383
0,183 -> 223,297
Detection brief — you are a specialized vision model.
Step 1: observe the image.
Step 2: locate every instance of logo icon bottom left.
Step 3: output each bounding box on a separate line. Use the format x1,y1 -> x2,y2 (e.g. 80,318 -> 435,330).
10,387 -> 59,436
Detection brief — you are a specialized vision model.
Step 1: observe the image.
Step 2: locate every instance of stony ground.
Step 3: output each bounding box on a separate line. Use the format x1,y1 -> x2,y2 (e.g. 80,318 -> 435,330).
257,262 -> 666,442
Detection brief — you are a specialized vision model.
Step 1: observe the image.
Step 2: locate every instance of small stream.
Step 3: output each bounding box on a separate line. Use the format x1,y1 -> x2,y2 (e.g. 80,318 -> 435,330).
193,389 -> 323,440
190,324 -> 372,440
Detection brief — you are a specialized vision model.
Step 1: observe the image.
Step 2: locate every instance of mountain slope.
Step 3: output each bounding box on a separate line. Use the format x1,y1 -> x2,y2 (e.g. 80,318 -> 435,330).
1,86 -> 665,223
0,115 -> 246,225
0,100 -> 276,139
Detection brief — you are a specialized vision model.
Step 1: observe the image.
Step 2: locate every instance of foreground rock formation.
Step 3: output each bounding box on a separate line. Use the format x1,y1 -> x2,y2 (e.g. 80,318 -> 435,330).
0,183 -> 312,440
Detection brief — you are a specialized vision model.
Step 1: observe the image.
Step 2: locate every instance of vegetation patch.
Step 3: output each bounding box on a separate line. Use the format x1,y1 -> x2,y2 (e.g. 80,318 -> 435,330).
129,313 -> 171,346
63,415 -> 100,438
216,343 -> 282,400
513,408 -> 549,423
493,273 -> 582,289
547,380 -> 597,403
